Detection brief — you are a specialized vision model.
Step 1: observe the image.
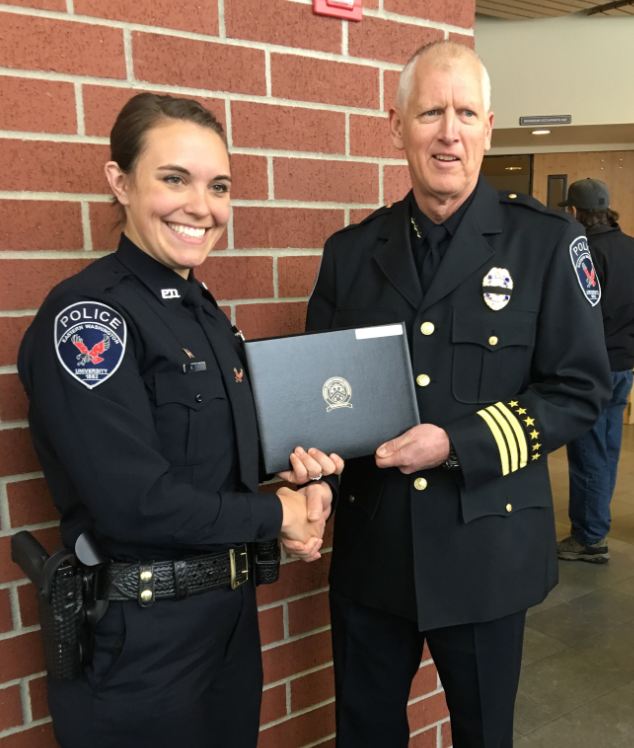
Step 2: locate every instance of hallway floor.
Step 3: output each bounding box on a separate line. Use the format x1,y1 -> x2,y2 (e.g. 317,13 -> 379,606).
515,424 -> 634,746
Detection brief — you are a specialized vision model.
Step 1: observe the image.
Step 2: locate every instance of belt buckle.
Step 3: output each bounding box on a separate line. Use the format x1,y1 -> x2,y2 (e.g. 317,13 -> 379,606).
229,546 -> 249,590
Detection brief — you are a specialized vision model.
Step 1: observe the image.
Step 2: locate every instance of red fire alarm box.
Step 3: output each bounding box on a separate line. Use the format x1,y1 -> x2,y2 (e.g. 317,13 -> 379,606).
313,0 -> 362,22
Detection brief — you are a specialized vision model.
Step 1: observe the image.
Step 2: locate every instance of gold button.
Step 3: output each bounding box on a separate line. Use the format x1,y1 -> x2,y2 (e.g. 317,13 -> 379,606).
414,477 -> 428,491
508,193 -> 517,199
140,589 -> 153,602
488,336 -> 499,346
416,374 -> 431,387
420,321 -> 435,336
505,503 -> 513,513
139,569 -> 153,582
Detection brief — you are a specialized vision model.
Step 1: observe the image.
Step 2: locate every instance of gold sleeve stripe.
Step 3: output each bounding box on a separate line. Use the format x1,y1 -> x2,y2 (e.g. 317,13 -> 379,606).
477,408 -> 510,476
494,402 -> 528,467
487,405 -> 519,472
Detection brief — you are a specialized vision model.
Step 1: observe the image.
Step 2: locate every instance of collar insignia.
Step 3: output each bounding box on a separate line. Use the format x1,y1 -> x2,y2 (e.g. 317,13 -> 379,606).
161,288 -> 181,299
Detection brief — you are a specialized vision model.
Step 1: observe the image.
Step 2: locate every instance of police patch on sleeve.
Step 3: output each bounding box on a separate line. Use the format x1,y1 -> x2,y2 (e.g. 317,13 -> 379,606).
54,302 -> 127,389
569,235 -> 601,307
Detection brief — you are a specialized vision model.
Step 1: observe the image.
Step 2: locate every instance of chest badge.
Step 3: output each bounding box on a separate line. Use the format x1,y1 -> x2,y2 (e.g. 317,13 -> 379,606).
482,267 -> 513,311
234,367 -> 244,383
55,301 -> 127,389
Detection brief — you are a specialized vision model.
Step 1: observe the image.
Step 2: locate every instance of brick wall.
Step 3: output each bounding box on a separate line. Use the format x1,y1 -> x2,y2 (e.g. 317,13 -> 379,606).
0,1 -> 474,745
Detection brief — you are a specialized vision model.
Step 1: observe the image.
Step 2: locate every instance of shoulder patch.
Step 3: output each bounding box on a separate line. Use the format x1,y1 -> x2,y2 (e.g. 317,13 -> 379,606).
569,235 -> 601,307
54,301 -> 127,389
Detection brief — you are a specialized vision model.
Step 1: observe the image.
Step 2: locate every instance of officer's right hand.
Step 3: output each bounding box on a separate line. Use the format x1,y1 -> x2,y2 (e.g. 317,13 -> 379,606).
277,486 -> 325,562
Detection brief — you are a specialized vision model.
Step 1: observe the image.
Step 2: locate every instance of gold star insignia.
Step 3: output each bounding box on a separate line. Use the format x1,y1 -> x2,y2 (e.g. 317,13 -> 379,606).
509,400 -> 519,408
531,453 -> 541,461
524,416 -> 535,426
517,407 -> 527,415
532,443 -> 541,451
530,430 -> 539,440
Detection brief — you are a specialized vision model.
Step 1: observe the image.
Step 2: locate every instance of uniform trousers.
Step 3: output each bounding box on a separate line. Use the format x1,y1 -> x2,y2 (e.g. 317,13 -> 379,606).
48,580 -> 262,748
567,369 -> 634,544
330,590 -> 526,748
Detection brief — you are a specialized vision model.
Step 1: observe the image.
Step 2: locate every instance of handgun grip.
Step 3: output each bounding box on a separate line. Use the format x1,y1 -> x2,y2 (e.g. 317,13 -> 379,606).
10,531 -> 49,588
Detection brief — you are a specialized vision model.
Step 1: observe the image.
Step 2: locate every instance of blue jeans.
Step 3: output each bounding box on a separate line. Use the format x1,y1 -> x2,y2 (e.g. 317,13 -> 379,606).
567,369 -> 633,545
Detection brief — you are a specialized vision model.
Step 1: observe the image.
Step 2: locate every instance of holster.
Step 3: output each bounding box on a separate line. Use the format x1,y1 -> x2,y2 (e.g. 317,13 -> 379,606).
11,531 -> 108,680
38,550 -> 86,680
253,539 -> 280,585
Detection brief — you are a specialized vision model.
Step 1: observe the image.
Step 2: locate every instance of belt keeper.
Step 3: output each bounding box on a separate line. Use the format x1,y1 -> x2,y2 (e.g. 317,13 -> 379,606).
138,563 -> 155,607
172,560 -> 189,600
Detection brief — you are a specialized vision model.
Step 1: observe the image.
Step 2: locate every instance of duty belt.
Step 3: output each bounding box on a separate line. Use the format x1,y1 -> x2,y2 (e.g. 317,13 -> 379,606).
104,545 -> 250,607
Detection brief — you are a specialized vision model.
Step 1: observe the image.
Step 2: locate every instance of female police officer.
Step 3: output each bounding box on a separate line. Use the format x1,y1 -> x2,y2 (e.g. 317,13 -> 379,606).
18,93 -> 341,748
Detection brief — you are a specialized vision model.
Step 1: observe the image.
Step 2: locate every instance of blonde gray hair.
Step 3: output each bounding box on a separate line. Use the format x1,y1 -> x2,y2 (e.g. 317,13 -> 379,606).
395,41 -> 491,112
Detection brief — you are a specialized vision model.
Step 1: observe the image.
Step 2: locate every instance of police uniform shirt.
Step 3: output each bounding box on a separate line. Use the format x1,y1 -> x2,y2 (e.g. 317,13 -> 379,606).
18,234 -> 282,561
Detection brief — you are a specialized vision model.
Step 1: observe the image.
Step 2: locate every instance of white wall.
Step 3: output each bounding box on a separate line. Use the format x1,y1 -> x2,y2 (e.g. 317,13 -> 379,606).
475,15 -> 634,129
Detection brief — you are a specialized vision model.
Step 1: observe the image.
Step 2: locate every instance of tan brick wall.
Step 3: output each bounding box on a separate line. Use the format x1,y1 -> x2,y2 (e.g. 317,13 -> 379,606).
0,1 -> 474,745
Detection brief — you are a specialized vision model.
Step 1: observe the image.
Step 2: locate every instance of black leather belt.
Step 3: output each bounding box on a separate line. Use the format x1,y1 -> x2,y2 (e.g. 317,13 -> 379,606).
104,545 -> 249,607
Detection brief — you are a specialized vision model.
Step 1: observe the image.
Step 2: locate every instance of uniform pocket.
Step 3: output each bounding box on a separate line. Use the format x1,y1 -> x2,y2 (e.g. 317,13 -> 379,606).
86,603 -> 128,690
451,309 -> 536,403
153,369 -> 229,465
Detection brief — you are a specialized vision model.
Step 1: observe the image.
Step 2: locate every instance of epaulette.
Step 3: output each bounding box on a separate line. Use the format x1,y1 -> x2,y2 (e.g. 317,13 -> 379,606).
498,191 -> 571,223
329,203 -> 394,238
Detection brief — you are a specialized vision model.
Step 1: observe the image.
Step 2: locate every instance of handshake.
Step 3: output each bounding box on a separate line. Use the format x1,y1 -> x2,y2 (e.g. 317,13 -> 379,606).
276,446 -> 345,563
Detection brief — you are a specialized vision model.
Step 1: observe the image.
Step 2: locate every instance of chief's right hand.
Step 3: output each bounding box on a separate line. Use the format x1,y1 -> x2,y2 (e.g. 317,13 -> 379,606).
277,486 -> 324,562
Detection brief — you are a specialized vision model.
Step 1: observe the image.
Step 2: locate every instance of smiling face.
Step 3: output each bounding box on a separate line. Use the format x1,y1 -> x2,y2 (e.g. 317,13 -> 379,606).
390,48 -> 494,221
105,118 -> 231,278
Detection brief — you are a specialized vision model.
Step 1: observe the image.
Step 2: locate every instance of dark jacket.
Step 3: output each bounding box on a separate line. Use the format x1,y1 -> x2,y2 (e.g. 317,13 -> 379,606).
587,223 -> 634,371
18,235 -> 282,561
307,178 -> 611,631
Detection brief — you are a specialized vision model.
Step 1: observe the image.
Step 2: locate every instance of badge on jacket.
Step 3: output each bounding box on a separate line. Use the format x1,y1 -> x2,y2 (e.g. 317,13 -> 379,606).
482,267 -> 513,310
55,301 -> 127,389
569,235 -> 601,307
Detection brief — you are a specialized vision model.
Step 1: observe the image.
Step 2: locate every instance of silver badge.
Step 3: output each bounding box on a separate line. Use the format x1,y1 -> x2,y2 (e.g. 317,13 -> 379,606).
482,267 -> 513,311
322,376 -> 353,412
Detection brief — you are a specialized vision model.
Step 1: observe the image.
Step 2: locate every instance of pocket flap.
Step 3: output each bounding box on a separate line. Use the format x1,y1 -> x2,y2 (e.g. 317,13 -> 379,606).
452,309 -> 536,350
154,370 -> 226,409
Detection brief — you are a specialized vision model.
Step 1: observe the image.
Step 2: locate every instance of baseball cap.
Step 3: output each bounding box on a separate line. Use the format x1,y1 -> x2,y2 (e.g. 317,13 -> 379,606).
559,178 -> 610,210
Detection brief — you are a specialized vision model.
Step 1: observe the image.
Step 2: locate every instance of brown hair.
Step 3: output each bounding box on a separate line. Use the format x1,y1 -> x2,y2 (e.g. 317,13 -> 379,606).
110,92 -> 226,173
575,207 -> 620,230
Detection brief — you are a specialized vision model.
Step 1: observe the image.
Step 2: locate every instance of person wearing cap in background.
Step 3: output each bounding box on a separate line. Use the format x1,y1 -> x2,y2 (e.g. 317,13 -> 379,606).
558,178 -> 634,563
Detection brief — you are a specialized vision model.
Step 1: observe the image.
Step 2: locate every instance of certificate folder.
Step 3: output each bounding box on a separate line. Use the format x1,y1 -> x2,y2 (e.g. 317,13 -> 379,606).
244,323 -> 420,473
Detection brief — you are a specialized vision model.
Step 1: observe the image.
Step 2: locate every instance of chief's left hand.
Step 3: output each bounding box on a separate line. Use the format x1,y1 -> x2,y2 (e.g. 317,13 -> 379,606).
278,446 -> 344,485
375,423 -> 450,474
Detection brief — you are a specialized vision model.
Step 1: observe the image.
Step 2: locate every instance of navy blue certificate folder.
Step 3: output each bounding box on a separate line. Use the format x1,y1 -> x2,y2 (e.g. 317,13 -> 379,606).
244,323 -> 420,473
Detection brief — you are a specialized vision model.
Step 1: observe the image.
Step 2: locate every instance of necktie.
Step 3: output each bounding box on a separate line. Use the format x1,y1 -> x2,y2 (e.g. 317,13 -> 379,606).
420,224 -> 447,294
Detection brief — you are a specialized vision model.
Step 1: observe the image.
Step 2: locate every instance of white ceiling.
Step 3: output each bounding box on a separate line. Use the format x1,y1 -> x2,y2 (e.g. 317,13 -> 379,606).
476,4 -> 634,152
476,0 -> 634,18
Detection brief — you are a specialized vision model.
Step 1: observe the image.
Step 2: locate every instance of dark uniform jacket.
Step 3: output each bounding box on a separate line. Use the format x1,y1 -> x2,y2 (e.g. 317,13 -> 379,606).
307,178 -> 611,631
19,235 -> 282,561
587,223 -> 634,371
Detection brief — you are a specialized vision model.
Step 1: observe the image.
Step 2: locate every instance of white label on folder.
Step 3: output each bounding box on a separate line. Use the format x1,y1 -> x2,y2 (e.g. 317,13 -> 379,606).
355,324 -> 403,340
